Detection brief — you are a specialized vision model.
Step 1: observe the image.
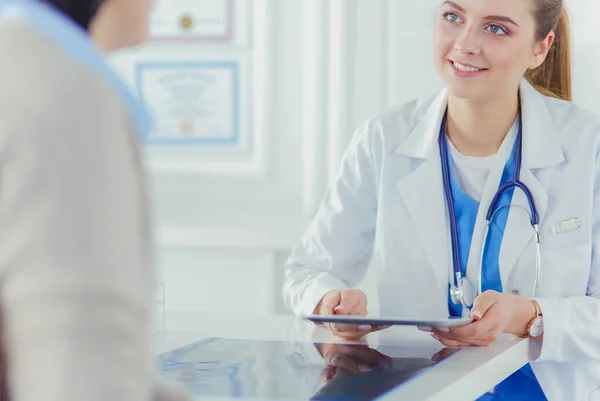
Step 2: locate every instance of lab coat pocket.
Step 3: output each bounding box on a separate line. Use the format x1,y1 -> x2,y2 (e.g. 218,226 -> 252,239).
540,217 -> 591,281
541,217 -> 591,250
540,239 -> 592,296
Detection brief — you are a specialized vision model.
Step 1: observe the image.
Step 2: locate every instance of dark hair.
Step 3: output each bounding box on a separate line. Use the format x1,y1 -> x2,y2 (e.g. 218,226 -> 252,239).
44,0 -> 104,30
525,1 -> 571,101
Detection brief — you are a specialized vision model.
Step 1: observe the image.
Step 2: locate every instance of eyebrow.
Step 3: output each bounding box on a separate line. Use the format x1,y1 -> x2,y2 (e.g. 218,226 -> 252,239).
441,1 -> 520,27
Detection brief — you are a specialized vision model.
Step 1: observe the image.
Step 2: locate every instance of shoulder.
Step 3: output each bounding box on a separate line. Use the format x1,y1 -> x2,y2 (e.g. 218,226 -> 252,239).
0,19 -> 129,149
545,96 -> 600,131
544,96 -> 600,151
350,93 -> 440,154
0,20 -> 146,211
0,18 -> 108,92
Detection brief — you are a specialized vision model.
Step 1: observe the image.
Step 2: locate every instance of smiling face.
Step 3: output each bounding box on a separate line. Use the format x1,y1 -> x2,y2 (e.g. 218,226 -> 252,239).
432,0 -> 554,102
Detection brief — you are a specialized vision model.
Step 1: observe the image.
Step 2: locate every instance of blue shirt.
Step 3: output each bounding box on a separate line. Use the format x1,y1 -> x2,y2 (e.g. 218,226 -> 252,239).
443,126 -> 547,401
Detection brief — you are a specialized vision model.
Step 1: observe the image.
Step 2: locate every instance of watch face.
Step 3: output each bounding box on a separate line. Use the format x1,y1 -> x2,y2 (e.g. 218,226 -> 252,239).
529,317 -> 544,337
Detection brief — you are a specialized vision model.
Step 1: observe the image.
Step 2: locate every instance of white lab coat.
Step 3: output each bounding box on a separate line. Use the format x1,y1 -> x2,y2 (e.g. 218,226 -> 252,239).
282,78 -> 600,400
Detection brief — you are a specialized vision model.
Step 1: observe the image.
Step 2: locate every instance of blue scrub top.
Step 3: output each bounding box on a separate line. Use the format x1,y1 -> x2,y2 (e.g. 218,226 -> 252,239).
0,0 -> 153,138
443,128 -> 547,401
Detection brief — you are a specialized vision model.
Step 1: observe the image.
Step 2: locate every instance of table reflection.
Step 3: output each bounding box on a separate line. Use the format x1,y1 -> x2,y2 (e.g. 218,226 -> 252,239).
158,337 -> 461,400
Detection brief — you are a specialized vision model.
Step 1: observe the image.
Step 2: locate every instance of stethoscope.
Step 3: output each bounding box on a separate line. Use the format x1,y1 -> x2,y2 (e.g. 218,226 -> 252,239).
438,105 -> 541,311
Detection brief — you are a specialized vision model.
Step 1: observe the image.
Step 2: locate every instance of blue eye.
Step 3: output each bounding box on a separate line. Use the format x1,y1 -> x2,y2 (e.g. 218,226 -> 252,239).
443,12 -> 462,23
487,24 -> 508,35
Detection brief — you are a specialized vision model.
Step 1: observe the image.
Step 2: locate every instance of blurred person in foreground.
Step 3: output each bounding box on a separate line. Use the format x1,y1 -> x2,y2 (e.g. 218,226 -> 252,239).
0,1 -> 193,400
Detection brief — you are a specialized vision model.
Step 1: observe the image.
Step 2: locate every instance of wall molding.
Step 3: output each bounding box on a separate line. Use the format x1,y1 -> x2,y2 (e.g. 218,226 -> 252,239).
301,0 -> 364,217
327,0 -> 354,186
301,0 -> 330,217
158,226 -> 302,250
250,0 -> 275,177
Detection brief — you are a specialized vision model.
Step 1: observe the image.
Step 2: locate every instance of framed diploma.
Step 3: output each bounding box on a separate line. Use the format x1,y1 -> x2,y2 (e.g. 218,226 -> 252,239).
149,0 -> 236,42
136,61 -> 241,145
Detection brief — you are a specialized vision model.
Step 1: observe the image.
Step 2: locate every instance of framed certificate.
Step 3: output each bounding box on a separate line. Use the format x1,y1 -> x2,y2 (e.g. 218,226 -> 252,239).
136,61 -> 240,145
149,0 -> 235,42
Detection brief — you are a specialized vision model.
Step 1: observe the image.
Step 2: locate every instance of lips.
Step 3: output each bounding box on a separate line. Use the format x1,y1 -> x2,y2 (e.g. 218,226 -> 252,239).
448,60 -> 488,77
450,60 -> 487,72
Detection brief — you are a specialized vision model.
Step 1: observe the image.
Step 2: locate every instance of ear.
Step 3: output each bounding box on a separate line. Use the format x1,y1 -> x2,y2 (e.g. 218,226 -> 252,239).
528,31 -> 555,69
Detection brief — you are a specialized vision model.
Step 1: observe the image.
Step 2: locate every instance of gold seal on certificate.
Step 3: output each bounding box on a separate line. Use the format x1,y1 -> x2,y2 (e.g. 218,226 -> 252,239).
150,0 -> 233,41
180,14 -> 194,30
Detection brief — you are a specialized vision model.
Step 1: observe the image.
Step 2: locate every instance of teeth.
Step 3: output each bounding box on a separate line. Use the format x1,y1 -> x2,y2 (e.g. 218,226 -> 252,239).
453,61 -> 483,72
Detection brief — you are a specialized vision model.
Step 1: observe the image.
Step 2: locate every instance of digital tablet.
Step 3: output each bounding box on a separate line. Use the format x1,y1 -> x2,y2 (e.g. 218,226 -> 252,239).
303,314 -> 472,328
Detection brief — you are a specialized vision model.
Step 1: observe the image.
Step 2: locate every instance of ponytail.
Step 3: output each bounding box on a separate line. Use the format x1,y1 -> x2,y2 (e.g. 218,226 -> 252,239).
525,4 -> 572,102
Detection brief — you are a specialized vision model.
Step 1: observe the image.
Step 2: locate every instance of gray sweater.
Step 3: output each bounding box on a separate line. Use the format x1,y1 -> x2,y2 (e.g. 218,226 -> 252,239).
0,16 -> 192,401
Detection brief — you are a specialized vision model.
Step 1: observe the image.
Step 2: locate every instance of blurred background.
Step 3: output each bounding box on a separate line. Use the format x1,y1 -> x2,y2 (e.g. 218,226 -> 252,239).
107,0 -> 600,326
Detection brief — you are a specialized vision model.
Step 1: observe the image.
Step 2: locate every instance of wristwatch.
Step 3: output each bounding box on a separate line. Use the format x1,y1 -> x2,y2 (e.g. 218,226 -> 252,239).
525,299 -> 544,338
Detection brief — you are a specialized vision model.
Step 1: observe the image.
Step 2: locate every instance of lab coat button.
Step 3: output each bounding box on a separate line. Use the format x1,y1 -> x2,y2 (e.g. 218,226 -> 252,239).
512,289 -> 520,295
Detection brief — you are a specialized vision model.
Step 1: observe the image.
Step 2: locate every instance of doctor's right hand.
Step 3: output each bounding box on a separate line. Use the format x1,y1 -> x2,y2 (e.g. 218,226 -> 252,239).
314,289 -> 390,340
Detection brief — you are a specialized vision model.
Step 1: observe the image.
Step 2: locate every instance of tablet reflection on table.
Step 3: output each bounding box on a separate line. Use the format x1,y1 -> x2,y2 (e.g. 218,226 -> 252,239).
310,342 -> 460,400
158,337 -> 462,401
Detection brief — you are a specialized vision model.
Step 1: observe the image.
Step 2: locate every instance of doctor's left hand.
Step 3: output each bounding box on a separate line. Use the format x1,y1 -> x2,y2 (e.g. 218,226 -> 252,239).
315,289 -> 390,341
423,290 -> 534,347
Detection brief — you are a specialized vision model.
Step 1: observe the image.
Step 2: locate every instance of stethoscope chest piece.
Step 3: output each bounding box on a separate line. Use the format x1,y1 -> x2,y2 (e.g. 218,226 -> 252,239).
450,274 -> 476,309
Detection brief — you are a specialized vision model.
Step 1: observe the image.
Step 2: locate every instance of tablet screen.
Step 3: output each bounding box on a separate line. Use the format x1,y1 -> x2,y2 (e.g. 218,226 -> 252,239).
303,314 -> 472,328
157,338 -> 461,400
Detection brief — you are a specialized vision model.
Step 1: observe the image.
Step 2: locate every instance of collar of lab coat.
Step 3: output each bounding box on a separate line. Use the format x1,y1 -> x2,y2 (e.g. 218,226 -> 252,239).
395,78 -> 565,169
393,78 -> 567,299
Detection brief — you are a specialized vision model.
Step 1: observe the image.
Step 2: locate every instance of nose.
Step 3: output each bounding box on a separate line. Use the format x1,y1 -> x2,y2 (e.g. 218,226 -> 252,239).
453,25 -> 481,56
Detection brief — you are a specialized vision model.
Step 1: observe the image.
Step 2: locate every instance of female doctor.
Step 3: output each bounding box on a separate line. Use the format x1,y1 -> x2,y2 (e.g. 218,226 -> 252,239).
283,0 -> 600,399
0,1 -> 192,400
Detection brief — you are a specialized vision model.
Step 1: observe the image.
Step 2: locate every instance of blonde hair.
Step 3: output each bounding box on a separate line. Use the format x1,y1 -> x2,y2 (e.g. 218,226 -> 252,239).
525,1 -> 572,101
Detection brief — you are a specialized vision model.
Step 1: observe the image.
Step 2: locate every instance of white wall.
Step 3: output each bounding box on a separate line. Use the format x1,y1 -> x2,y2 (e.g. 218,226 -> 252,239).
109,0 -> 600,324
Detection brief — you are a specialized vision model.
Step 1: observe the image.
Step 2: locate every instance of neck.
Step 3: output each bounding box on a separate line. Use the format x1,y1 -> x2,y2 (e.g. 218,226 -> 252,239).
446,90 -> 519,157
88,0 -> 128,53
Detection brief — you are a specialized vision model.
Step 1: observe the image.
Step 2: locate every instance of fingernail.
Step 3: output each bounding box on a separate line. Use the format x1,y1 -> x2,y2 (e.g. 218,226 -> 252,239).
417,326 -> 432,332
378,360 -> 392,369
431,333 -> 440,341
471,310 -> 482,319
437,327 -> 450,333
334,305 -> 344,311
358,324 -> 372,331
359,364 -> 372,372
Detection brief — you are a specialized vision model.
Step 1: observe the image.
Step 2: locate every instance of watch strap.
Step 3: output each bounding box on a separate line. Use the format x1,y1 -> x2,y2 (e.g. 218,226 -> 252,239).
524,299 -> 543,337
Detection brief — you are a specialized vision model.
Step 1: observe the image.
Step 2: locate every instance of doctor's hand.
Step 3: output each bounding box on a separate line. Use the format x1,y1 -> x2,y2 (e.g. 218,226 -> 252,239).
316,343 -> 393,382
314,289 -> 390,341
424,290 -> 535,347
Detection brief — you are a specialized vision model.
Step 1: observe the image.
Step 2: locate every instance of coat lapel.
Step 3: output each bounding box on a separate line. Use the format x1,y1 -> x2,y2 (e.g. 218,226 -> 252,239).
396,90 -> 452,291
498,79 -> 564,285
498,169 -> 548,286
463,121 -> 519,295
394,79 -> 565,298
